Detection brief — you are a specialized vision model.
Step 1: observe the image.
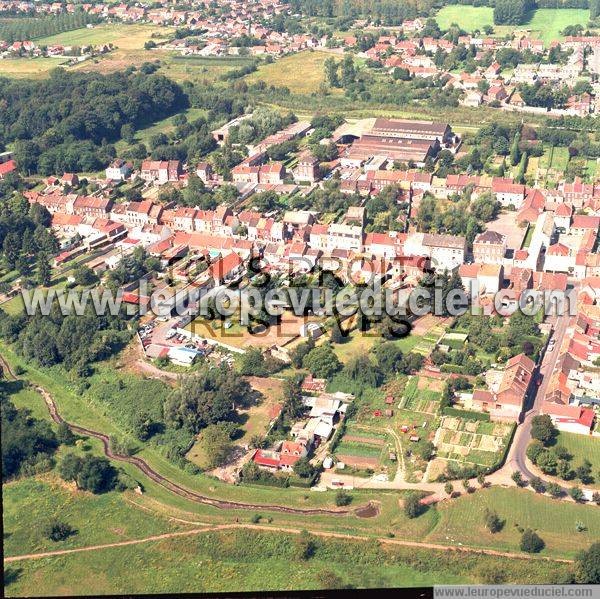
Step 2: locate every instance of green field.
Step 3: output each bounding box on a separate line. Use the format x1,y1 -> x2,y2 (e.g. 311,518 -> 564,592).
429,487 -> 600,558
0,57 -> 68,79
245,50 -> 337,95
435,6 -> 495,32
556,431 -> 600,474
525,9 -> 590,46
0,24 -> 172,79
3,495 -> 577,595
115,107 -> 208,152
36,24 -> 168,48
3,477 -> 187,559
435,7 -> 590,46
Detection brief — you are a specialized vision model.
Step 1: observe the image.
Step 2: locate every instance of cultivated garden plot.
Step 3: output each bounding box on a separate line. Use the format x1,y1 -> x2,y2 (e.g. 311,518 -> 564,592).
399,375 -> 442,414
334,425 -> 394,472
435,416 -> 514,468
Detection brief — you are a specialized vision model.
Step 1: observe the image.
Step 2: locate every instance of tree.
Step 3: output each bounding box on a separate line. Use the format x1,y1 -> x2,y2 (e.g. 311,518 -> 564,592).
56,422 -> 76,446
343,355 -> 383,388
477,473 -> 486,487
494,0 -> 528,26
238,347 -> 268,377
120,123 -> 135,144
526,440 -> 544,464
520,529 -> 545,553
43,520 -> 76,542
164,367 -> 252,433
591,0 -> 600,19
72,265 -> 98,286
546,482 -> 562,498
76,456 -> 117,493
444,482 -> 454,496
510,131 -> 521,166
293,457 -> 315,479
484,508 -> 503,533
417,441 -> 435,462
529,476 -> 546,494
323,57 -> 340,87
575,460 -> 593,485
2,397 -> 58,480
294,530 -> 317,560
335,489 -> 352,506
340,54 -> 355,87
198,423 -> 234,469
575,542 -> 600,583
531,415 -> 556,446
403,493 -> 424,518
36,252 -> 52,287
374,342 -> 403,378
569,486 -> 584,503
289,338 -> 314,368
302,343 -> 341,380
511,471 -> 525,487
537,450 -> 558,475
58,453 -> 82,482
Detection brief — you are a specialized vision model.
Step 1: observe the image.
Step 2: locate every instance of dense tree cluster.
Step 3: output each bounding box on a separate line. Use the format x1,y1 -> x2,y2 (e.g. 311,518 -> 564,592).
0,193 -> 58,280
0,301 -> 131,373
1,389 -> 58,480
0,69 -> 187,174
164,367 -> 254,434
58,453 -> 118,493
415,191 -> 500,245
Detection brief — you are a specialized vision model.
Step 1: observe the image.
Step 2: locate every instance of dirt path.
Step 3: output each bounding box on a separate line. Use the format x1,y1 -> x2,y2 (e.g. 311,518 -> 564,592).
4,522 -> 573,564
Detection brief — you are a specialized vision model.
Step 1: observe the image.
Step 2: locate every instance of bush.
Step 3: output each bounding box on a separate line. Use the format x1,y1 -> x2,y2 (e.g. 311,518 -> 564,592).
43,520 -> 76,542
335,489 -> 352,506
403,493 -> 424,519
569,487 -> 585,503
529,476 -> 546,494
520,529 -> 545,553
484,508 -> 503,533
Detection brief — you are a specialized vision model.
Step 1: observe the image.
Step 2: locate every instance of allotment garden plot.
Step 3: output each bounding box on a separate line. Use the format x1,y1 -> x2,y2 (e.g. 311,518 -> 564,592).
435,416 -> 514,467
399,375 -> 442,414
334,424 -> 394,473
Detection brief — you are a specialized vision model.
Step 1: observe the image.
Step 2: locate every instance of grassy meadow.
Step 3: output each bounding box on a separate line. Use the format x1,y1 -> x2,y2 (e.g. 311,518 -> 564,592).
4,522 -> 574,596
435,6 -> 590,46
245,50 -> 335,95
428,486 -> 600,558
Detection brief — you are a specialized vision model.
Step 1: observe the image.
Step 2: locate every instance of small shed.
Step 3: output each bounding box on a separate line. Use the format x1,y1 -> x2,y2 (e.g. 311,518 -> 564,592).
385,409 -> 393,417
385,396 -> 394,405
409,435 -> 420,442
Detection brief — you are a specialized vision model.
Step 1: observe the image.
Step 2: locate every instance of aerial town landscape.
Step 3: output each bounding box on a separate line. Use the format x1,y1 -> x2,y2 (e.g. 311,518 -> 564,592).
1,0 -> 600,594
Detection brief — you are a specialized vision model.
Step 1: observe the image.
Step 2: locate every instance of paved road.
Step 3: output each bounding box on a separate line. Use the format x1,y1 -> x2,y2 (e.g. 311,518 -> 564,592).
505,310 -> 572,480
